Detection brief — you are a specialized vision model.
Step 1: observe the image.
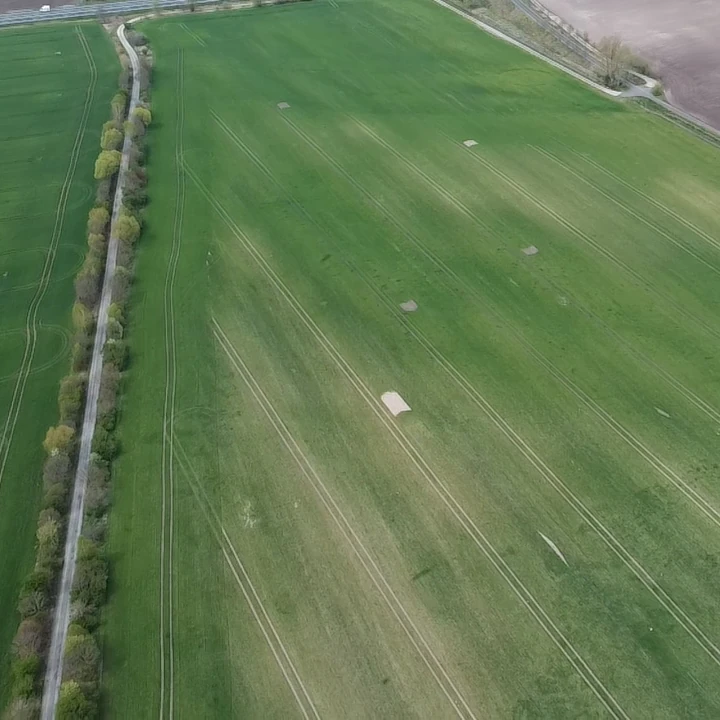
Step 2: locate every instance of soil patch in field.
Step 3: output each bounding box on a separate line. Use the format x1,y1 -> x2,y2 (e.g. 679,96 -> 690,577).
541,0 -> 720,130
381,391 -> 411,416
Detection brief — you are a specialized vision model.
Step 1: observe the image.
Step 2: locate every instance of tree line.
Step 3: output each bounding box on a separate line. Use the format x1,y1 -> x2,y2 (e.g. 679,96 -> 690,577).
4,27 -> 154,720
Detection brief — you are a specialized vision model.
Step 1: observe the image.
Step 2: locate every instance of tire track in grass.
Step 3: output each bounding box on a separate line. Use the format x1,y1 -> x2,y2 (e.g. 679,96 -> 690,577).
455,136 -> 720,344
212,320 -> 477,720
0,324 -> 70,384
345,117 -> 720,425
179,23 -> 206,48
350,121 -> 720,529
184,163 -> 629,720
0,26 -> 96,495
172,440 -> 320,720
214,113 -> 720,669
530,145 -> 720,277
551,294 -> 720,426
159,49 -> 185,720
567,149 -> 720,255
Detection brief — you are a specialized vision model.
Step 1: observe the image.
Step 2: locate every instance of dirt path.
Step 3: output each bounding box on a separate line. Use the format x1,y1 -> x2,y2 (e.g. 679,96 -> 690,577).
539,0 -> 720,130
41,23 -> 141,720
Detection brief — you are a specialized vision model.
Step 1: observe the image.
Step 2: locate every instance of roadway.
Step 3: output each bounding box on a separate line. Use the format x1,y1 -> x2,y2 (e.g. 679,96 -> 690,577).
0,0 -> 216,27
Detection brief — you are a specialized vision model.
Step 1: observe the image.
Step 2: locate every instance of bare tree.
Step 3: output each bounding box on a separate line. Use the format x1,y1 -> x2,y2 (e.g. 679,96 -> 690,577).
597,35 -> 629,89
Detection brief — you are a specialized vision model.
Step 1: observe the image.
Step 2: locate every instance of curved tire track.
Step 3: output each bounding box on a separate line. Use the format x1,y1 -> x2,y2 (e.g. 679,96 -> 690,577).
158,48 -> 185,720
0,26 -> 96,496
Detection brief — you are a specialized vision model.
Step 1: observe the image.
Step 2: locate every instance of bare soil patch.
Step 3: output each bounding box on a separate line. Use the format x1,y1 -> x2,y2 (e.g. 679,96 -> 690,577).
0,0 -> 43,10
541,0 -> 720,129
381,391 -> 411,416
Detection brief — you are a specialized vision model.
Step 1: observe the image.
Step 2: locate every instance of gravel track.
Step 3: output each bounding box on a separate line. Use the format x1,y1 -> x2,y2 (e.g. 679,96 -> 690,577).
40,23 -> 140,720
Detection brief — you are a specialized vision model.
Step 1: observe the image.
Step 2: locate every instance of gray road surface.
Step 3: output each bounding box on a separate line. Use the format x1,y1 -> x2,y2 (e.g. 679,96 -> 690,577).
0,0 -> 217,27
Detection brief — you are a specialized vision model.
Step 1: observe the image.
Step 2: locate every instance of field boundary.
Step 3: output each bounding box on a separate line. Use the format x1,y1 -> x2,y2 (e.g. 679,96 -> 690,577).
40,23 -> 142,720
430,0 -> 720,140
428,0 -> 620,97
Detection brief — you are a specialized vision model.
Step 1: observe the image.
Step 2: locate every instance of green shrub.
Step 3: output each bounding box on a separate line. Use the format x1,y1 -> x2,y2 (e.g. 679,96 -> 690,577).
63,628 -> 100,684
42,453 -> 72,493
5,696 -> 41,719
100,127 -> 123,152
71,338 -> 93,374
72,539 -> 107,609
87,207 -> 110,236
85,472 -> 110,517
106,318 -> 123,342
74,264 -> 102,308
43,425 -> 75,455
97,363 -> 121,432
103,339 -> 128,370
81,516 -> 107,546
58,374 -> 86,426
11,655 -> 40,699
91,426 -> 118,461
115,212 -> 141,245
112,266 -> 132,301
94,150 -> 122,180
107,302 -> 125,325
12,618 -> 44,660
57,681 -> 93,720
133,106 -> 152,127
69,600 -> 98,631
87,233 -> 106,257
38,507 -> 61,528
110,91 -> 128,124
122,182 -> 147,211
18,569 -> 51,618
95,178 -> 113,209
35,517 -> 61,571
71,303 -> 94,335
42,481 -> 69,513
102,119 -> 120,135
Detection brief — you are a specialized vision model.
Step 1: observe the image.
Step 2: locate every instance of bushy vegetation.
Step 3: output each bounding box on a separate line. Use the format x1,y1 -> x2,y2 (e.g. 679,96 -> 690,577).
57,34 -> 155,715
3,30 -> 150,717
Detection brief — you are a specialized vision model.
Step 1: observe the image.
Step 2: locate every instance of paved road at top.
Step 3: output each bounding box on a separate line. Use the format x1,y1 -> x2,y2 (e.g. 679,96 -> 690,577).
0,0 -> 216,27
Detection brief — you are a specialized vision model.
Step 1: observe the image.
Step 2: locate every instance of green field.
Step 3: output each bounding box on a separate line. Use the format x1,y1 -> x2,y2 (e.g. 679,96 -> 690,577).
0,22 -> 116,700
104,0 -> 720,716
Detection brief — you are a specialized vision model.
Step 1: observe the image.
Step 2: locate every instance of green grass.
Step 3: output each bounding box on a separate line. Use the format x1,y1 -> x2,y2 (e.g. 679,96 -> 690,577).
105,0 -> 720,716
0,22 -> 117,702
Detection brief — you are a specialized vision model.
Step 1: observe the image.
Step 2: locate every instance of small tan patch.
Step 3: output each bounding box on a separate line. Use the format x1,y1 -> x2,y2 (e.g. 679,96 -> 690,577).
381,392 -> 411,416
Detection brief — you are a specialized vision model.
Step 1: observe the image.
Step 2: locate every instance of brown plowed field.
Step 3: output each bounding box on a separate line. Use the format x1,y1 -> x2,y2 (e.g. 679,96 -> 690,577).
542,0 -> 720,130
